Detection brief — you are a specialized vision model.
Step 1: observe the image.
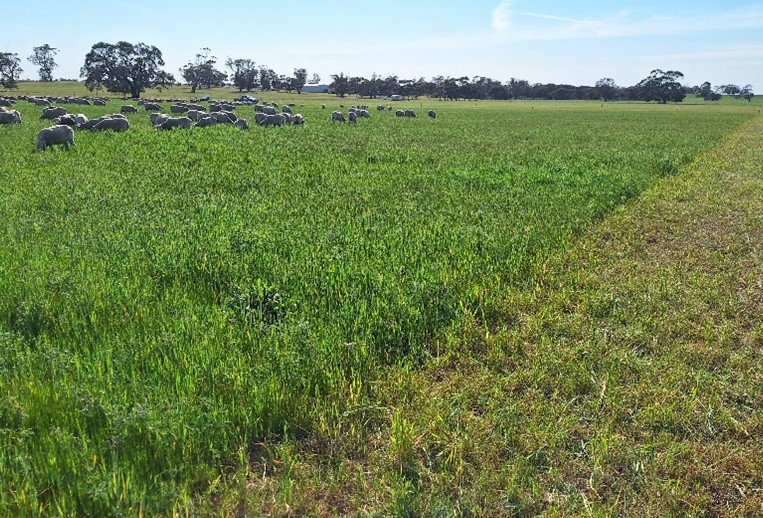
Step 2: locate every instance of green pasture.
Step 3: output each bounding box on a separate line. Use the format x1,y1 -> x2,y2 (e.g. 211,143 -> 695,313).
0,94 -> 757,515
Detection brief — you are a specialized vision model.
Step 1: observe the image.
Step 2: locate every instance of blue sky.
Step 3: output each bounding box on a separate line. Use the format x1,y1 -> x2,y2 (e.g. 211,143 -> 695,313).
4,0 -> 762,90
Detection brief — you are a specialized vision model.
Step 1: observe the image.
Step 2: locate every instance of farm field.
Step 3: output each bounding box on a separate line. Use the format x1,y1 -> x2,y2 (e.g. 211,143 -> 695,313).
0,94 -> 760,515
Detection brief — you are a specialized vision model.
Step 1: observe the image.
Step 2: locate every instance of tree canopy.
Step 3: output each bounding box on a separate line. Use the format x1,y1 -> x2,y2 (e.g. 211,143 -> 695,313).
80,41 -> 175,98
180,48 -> 227,93
226,58 -> 258,92
28,44 -> 58,81
0,52 -> 23,89
633,69 -> 686,103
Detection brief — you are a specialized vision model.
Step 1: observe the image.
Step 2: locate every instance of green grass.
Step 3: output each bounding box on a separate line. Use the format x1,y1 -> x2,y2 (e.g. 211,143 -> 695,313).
0,94 -> 758,515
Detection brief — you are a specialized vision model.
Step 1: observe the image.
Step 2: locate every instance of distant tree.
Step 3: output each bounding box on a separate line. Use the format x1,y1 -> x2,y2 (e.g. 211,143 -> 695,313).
696,81 -> 721,101
81,41 -> 174,98
226,58 -> 258,92
28,44 -> 58,81
506,77 -> 531,99
330,73 -> 349,97
258,66 -> 277,91
740,84 -> 754,102
633,69 -> 685,103
293,68 -> 308,93
595,77 -> 618,101
718,84 -> 741,97
180,48 -> 227,93
310,72 -> 321,84
0,52 -> 23,88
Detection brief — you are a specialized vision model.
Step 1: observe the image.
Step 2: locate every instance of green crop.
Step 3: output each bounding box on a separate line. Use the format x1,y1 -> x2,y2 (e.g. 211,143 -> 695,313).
0,97 -> 755,515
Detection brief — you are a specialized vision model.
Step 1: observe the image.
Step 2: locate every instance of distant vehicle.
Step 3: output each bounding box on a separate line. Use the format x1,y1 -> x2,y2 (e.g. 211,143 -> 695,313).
391,94 -> 402,101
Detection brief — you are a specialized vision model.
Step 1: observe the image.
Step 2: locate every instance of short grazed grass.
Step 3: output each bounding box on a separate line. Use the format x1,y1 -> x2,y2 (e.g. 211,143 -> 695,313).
0,94 -> 759,515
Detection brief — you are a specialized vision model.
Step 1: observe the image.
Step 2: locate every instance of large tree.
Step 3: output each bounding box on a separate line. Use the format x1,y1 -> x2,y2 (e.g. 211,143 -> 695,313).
80,41 -> 174,98
28,44 -> 58,81
0,52 -> 23,89
258,66 -> 277,91
595,77 -> 618,101
293,68 -> 308,93
330,73 -> 349,97
226,58 -> 258,92
180,48 -> 227,93
634,69 -> 685,103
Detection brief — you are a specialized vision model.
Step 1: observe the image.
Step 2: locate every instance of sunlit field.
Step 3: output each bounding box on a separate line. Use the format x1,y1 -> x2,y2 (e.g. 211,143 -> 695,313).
0,91 -> 758,514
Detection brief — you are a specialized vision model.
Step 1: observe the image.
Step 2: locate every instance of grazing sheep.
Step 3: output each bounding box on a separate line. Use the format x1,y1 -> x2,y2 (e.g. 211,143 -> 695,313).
348,111 -> 357,124
0,99 -> 13,107
234,118 -> 249,130
405,109 -> 416,118
195,116 -> 218,127
53,114 -> 78,127
281,112 -> 293,124
259,114 -> 285,127
92,117 -> 130,132
150,113 -> 170,126
73,114 -> 89,127
170,104 -> 189,113
93,99 -> 107,106
358,109 -> 370,118
395,110 -> 405,117
254,105 -> 264,113
0,110 -> 22,124
292,114 -> 305,125
321,104 -> 326,109
282,105 -> 292,114
262,106 -> 277,115
35,98 -> 52,106
254,112 -> 269,125
36,125 -> 74,150
120,105 -> 138,113
156,117 -> 192,130
40,106 -> 68,120
143,102 -> 162,111
186,110 -> 205,121
428,110 -> 436,119
331,111 -> 346,123
211,111 -> 236,124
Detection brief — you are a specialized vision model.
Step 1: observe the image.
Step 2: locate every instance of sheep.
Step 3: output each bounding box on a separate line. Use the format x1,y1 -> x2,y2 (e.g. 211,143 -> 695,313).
143,102 -> 162,111
321,104 -> 326,109
156,117 -> 192,130
150,113 -> 170,126
282,105 -> 292,114
186,110 -> 205,121
259,114 -> 285,127
170,104 -> 189,113
120,105 -> 138,113
73,114 -> 89,127
262,106 -> 277,115
53,114 -> 78,127
428,110 -> 436,119
281,112 -> 293,124
36,125 -> 74,150
210,111 -> 236,124
91,117 -> 130,132
234,118 -> 249,130
195,116 -> 218,127
254,105 -> 264,113
348,111 -> 357,124
0,110 -> 22,124
395,110 -> 405,117
331,111 -> 346,123
0,99 -> 13,107
35,98 -> 52,106
358,109 -> 370,118
405,109 -> 416,118
93,99 -> 107,106
40,106 -> 68,120
292,114 -> 305,125
254,112 -> 269,125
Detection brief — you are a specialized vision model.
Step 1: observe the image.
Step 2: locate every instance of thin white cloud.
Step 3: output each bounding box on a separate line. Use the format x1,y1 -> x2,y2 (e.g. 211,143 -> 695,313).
492,0 -> 513,33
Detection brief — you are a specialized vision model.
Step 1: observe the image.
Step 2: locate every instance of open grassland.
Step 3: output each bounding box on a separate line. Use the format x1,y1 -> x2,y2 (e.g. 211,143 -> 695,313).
0,95 -> 759,515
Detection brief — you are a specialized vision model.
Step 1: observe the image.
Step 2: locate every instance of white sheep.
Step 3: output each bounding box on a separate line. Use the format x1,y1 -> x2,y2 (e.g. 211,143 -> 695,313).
195,116 -> 218,127
120,105 -> 138,113
331,111 -> 346,123
156,117 -> 193,130
292,114 -> 305,125
91,117 -> 130,132
37,125 -> 74,150
234,118 -> 249,130
0,110 -> 22,124
348,111 -> 357,124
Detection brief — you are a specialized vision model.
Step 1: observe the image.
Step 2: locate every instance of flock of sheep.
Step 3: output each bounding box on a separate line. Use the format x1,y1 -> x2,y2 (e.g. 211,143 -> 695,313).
0,94 -> 437,151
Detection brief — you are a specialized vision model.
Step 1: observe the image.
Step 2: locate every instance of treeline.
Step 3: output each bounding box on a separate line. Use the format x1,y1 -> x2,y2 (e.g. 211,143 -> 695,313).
0,42 -> 756,103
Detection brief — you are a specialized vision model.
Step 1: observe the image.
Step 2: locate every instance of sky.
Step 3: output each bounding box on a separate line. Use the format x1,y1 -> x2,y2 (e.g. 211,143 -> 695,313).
3,0 -> 762,90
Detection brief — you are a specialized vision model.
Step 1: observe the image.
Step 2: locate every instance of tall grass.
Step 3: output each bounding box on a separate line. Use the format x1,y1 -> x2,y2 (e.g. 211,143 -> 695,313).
0,98 -> 755,514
